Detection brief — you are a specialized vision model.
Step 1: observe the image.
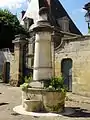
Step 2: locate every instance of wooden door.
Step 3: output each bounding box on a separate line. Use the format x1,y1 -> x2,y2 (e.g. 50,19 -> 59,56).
61,59 -> 72,91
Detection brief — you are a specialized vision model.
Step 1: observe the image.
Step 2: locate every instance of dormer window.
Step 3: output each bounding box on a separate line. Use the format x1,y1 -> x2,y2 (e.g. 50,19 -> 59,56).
57,16 -> 69,32
23,17 -> 34,30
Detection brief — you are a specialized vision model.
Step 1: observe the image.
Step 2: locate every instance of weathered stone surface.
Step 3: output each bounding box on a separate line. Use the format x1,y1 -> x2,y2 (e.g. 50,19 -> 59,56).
22,88 -> 66,113
22,88 -> 42,102
55,35 -> 90,96
10,34 -> 27,87
23,100 -> 42,112
10,79 -> 19,87
22,88 -> 43,111
10,46 -> 20,86
43,91 -> 66,113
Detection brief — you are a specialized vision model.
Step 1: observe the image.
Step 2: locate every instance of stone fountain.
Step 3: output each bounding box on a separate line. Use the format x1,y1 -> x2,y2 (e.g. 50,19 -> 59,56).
22,7 -> 65,113
13,7 -> 74,116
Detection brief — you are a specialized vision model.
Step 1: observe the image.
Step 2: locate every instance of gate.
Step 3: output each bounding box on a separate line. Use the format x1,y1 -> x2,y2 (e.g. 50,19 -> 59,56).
23,43 -> 33,79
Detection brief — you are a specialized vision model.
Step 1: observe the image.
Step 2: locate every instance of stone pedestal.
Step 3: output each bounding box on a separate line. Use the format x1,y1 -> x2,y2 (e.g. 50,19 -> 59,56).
29,7 -> 53,88
10,34 -> 27,87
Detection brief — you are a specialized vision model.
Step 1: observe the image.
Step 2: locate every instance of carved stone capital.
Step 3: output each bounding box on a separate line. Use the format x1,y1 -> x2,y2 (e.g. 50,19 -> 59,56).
13,34 -> 27,45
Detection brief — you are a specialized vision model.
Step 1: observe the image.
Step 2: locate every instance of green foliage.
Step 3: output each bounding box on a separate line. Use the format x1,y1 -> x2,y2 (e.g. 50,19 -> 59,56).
0,9 -> 19,26
20,74 -> 32,91
24,76 -> 32,83
44,76 -> 67,92
20,83 -> 29,91
0,9 -> 28,34
0,9 -> 29,46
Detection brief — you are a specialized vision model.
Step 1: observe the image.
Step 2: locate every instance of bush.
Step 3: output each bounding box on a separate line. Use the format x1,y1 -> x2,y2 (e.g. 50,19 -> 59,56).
44,76 -> 67,92
20,83 -> 29,91
24,76 -> 32,83
20,74 -> 32,91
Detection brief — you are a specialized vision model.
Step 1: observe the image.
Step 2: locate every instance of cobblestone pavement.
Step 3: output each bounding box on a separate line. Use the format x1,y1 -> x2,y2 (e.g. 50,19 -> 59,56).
0,83 -> 90,120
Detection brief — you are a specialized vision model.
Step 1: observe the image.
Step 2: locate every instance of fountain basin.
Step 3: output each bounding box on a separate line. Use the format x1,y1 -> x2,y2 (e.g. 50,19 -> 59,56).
22,88 -> 66,113
23,99 -> 43,112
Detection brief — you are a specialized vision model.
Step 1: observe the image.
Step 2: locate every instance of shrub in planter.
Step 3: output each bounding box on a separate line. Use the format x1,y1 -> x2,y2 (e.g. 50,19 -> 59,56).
20,75 -> 32,100
43,76 -> 67,113
44,76 -> 67,91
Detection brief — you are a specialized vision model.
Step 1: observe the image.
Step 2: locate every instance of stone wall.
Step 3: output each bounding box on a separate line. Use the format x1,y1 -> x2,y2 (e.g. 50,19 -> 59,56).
0,49 -> 13,73
55,35 -> 90,96
0,51 -> 6,73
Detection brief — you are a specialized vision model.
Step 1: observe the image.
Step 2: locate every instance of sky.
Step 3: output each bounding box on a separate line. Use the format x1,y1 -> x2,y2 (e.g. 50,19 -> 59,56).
0,0 -> 89,34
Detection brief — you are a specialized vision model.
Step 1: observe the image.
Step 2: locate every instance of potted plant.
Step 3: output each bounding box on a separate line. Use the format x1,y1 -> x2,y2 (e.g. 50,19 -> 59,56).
42,76 -> 67,113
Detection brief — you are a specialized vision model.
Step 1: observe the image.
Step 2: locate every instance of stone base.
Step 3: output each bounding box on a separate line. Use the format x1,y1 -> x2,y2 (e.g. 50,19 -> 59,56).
30,81 -> 44,88
30,80 -> 51,88
9,79 -> 20,87
23,99 -> 43,112
13,105 -> 75,116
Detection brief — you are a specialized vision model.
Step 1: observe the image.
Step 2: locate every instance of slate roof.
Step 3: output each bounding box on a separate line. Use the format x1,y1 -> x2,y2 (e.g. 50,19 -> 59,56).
21,0 -> 82,35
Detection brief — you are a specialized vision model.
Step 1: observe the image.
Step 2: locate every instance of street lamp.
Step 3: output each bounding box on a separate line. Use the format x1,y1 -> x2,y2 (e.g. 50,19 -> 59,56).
85,12 -> 90,23
84,2 -> 90,33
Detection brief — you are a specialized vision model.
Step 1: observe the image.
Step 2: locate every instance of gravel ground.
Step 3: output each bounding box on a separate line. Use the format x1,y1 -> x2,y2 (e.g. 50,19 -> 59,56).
0,83 -> 90,120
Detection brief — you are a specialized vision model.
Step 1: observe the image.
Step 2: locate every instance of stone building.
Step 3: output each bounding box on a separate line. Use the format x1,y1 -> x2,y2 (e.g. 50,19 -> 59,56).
20,0 -> 82,72
10,0 -> 90,96
55,35 -> 90,96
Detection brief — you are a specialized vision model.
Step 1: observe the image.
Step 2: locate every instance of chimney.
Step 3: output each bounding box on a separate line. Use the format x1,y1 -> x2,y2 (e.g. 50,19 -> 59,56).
21,10 -> 26,18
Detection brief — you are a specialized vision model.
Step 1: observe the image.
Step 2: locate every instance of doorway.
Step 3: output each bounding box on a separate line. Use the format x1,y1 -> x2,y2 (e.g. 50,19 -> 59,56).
2,62 -> 10,83
61,58 -> 72,91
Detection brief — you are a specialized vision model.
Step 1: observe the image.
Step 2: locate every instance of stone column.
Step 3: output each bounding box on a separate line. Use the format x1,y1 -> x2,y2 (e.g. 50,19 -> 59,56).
30,7 -> 53,88
10,34 -> 27,87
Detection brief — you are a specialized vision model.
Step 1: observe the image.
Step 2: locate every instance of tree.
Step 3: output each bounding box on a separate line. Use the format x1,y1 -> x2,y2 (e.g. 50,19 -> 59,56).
0,9 -> 28,50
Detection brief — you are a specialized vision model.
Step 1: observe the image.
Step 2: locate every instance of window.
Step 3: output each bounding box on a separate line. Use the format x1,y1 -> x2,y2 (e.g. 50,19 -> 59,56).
57,16 -> 69,32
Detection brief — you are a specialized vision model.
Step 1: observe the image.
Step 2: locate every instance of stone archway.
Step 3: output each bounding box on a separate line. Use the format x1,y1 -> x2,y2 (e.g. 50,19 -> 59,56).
61,58 -> 72,91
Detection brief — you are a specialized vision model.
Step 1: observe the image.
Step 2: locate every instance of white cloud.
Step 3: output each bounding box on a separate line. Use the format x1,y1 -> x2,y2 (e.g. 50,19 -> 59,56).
72,8 -> 86,15
0,0 -> 26,9
80,8 -> 86,13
